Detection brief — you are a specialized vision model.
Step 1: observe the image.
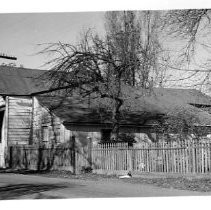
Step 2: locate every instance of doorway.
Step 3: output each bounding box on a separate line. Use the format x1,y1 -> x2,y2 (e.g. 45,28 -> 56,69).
0,109 -> 5,168
0,110 -> 4,143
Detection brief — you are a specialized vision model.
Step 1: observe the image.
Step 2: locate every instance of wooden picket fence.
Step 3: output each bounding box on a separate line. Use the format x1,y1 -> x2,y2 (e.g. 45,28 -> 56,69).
7,144 -> 90,173
7,139 -> 211,174
7,145 -> 77,171
91,140 -> 211,174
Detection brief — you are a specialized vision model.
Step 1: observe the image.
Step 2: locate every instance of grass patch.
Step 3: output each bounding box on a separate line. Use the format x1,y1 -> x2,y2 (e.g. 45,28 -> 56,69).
124,176 -> 211,192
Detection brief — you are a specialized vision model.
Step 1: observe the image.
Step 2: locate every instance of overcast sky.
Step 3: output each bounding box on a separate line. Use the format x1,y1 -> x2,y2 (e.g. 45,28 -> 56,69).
1,8 -> 211,90
0,12 -> 105,69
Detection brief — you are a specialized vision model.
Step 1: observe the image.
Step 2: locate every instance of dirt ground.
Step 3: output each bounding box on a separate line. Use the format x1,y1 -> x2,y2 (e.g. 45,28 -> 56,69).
12,170 -> 211,192
0,170 -> 211,199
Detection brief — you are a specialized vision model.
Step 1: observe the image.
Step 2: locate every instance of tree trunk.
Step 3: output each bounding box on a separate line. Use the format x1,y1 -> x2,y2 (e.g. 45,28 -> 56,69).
111,100 -> 122,141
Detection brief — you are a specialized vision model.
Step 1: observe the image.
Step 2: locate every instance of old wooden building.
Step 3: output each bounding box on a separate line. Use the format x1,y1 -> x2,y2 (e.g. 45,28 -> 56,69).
1,66 -> 211,168
0,66 -> 70,167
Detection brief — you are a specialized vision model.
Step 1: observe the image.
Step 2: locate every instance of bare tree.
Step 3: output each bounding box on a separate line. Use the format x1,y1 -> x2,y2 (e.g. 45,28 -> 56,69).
162,9 -> 211,89
164,9 -> 210,58
39,11 -> 169,141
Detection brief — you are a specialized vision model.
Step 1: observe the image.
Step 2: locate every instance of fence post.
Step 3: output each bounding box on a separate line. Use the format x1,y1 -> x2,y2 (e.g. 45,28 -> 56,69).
131,147 -> 135,171
9,146 -> 13,168
87,137 -> 92,167
37,146 -> 43,171
72,135 -> 76,175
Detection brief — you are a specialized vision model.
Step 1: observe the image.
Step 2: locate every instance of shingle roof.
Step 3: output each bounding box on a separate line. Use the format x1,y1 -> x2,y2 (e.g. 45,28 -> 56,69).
37,94 -> 162,125
1,66 -> 211,125
154,88 -> 211,107
0,65 -> 47,95
1,66 -> 211,105
37,88 -> 211,126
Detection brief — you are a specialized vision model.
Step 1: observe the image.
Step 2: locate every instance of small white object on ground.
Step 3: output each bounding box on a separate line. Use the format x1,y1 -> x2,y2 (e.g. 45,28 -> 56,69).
119,172 -> 132,179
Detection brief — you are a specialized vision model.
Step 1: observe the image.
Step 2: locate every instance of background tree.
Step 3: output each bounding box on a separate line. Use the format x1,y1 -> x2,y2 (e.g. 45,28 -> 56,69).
105,10 -> 169,87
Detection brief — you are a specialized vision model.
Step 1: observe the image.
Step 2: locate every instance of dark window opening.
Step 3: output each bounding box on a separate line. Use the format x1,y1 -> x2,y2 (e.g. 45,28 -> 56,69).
101,129 -> 112,142
0,111 -> 5,143
42,126 -> 49,144
55,127 -> 60,144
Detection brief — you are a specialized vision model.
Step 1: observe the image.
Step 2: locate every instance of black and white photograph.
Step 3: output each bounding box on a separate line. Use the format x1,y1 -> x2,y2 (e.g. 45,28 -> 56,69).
1,0 -> 211,206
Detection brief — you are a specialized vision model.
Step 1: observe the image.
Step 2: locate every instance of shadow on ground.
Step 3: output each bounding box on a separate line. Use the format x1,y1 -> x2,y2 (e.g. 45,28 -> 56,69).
0,168 -> 58,175
0,183 -> 68,200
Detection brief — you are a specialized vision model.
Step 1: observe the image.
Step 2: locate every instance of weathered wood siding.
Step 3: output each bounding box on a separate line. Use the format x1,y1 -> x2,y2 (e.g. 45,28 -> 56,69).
7,96 -> 102,147
32,97 -> 101,145
33,97 -> 71,144
0,96 -> 6,167
7,96 -> 33,145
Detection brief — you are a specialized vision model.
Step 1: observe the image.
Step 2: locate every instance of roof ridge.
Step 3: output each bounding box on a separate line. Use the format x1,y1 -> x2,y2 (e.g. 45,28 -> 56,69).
0,65 -> 48,72
154,87 -> 196,91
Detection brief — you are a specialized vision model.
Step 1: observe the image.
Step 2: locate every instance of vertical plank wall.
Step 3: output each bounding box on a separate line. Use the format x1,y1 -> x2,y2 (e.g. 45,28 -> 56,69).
7,96 -> 33,145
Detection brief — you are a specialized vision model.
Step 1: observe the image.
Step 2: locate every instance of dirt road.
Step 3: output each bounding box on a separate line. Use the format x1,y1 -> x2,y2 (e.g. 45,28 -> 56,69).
0,173 -> 210,199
